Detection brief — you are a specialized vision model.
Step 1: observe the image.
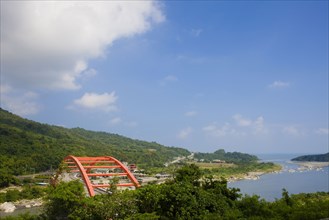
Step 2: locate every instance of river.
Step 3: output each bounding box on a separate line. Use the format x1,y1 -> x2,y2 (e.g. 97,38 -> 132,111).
228,154 -> 329,201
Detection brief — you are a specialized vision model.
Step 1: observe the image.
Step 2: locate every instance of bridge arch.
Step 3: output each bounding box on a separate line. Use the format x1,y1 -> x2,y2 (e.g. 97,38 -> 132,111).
63,155 -> 141,197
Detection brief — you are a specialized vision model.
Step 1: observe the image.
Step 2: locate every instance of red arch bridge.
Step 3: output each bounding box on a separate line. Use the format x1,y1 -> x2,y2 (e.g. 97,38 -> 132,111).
59,155 -> 141,197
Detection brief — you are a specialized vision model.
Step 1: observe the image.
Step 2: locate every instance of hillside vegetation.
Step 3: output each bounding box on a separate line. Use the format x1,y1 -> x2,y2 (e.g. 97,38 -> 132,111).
0,108 -> 189,178
194,149 -> 258,164
291,153 -> 329,162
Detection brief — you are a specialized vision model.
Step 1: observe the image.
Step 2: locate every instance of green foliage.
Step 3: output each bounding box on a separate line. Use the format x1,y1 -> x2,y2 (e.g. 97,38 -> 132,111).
20,185 -> 45,200
125,212 -> 160,220
135,165 -> 241,219
271,191 -> 329,220
291,153 -> 329,162
43,180 -> 87,219
0,169 -> 19,188
0,186 -> 45,203
174,163 -> 202,185
234,190 -> 329,220
0,212 -> 40,220
2,189 -> 20,202
238,195 -> 275,218
88,191 -> 139,220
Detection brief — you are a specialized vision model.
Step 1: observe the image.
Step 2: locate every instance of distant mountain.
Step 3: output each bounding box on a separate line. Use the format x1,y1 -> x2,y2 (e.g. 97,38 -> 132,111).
0,108 -> 190,176
291,153 -> 329,162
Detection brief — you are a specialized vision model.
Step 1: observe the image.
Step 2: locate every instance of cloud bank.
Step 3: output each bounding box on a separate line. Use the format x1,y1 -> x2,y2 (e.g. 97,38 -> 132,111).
0,84 -> 41,116
315,128 -> 329,135
177,127 -> 193,139
1,1 -> 164,90
268,81 -> 290,89
185,111 -> 197,117
72,92 -> 118,112
203,114 -> 267,138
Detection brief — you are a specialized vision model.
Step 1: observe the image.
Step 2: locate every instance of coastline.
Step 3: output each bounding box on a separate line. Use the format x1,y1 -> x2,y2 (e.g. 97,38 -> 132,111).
290,161 -> 329,169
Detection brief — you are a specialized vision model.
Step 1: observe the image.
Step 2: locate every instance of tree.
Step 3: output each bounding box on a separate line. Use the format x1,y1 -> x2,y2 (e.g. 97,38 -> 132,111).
43,180 -> 87,219
238,195 -> 275,218
174,164 -> 202,186
0,169 -> 19,188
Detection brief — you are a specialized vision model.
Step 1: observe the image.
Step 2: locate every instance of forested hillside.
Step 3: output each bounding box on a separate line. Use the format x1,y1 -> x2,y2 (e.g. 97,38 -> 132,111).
194,149 -> 258,164
0,108 -> 190,176
292,153 -> 329,162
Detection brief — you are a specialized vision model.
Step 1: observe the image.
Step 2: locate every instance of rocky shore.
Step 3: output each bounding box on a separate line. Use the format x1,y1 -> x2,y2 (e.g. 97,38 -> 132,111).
0,198 -> 43,213
292,161 -> 329,169
228,171 -> 268,182
227,164 -> 282,182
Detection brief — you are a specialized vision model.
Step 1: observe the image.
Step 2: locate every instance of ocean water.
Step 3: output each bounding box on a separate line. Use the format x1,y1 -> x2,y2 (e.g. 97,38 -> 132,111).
228,154 -> 329,201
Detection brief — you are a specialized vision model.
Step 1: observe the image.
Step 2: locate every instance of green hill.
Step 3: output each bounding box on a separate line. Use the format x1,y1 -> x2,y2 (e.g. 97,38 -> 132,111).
0,108 -> 190,176
291,153 -> 329,162
194,149 -> 258,164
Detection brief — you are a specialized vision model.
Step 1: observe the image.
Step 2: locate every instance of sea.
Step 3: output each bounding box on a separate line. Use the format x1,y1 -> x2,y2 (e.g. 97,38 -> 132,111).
228,154 -> 329,201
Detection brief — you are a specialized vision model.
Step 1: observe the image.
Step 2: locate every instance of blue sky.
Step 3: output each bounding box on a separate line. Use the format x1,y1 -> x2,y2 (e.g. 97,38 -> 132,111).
1,1 -> 328,154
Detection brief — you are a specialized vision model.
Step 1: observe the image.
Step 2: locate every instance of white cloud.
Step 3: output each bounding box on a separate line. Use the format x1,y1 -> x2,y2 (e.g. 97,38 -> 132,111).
282,126 -> 301,136
233,114 -> 252,127
315,128 -> 329,135
164,75 -> 178,82
177,127 -> 193,139
1,1 -> 164,90
125,121 -> 138,128
190,28 -> 203,37
110,117 -> 122,125
0,85 -> 41,116
204,115 -> 267,138
232,114 -> 267,134
160,75 -> 178,86
268,81 -> 290,89
253,116 -> 267,134
185,111 -> 197,117
176,54 -> 207,64
0,84 -> 12,94
108,117 -> 138,127
203,123 -> 238,137
80,68 -> 97,80
72,92 -> 118,112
